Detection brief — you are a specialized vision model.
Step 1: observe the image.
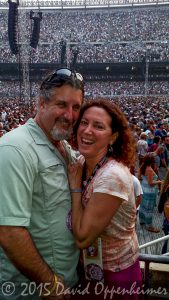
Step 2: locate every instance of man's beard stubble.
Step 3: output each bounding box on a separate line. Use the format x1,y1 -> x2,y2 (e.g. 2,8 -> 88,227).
51,119 -> 73,140
51,127 -> 73,140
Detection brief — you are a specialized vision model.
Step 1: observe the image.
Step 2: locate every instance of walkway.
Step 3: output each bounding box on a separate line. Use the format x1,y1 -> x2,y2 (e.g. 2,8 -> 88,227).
137,204 -> 166,255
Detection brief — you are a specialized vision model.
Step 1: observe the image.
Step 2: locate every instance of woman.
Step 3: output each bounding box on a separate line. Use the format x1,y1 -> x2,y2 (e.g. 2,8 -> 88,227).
138,154 -> 162,233
68,99 -> 143,300
158,170 -> 169,254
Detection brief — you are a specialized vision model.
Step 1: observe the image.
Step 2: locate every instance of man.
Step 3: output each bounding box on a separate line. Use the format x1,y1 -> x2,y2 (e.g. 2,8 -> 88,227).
159,135 -> 169,180
0,68 -> 84,300
132,175 -> 143,211
155,122 -> 167,138
137,132 -> 148,165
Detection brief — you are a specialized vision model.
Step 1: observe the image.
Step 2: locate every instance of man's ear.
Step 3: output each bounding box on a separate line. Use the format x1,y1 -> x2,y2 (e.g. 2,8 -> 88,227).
39,96 -> 45,109
110,132 -> 119,144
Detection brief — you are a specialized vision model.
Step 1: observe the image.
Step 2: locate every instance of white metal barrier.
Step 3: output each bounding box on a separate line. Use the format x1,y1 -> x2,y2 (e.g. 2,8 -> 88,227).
139,234 -> 169,255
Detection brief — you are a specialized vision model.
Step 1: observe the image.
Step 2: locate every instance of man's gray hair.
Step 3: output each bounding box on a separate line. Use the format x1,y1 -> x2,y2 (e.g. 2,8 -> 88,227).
39,87 -> 57,103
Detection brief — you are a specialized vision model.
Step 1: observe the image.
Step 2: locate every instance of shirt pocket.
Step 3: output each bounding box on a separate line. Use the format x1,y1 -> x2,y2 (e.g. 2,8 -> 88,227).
39,158 -> 70,209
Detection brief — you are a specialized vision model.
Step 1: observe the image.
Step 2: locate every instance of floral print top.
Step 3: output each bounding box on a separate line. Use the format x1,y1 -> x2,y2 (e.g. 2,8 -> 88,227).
82,159 -> 139,272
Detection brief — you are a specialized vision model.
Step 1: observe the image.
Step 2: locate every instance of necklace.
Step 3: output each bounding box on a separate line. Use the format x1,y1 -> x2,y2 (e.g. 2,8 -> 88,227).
82,155 -> 108,193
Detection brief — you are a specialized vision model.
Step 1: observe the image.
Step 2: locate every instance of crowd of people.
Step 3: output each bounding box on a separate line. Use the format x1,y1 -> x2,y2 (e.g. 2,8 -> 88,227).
1,78 -> 168,248
0,3 -> 169,299
0,68 -> 169,300
1,80 -> 169,99
1,6 -> 169,63
0,90 -> 169,134
0,67 -> 153,300
0,98 -> 36,135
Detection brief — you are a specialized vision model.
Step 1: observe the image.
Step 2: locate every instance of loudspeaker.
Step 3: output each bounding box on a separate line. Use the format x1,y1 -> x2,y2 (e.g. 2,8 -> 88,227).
60,40 -> 66,65
30,12 -> 42,49
8,0 -> 19,55
72,49 -> 79,67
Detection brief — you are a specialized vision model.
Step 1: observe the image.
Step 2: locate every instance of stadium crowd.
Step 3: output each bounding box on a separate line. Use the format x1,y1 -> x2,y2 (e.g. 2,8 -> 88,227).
0,85 -> 168,135
1,5 -> 169,139
0,80 -> 169,131
1,80 -> 169,98
0,4 -> 169,190
0,3 -> 169,296
1,7 -> 169,63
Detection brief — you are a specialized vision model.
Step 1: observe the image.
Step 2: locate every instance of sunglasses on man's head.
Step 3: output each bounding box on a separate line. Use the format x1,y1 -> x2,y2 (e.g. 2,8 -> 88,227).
56,68 -> 83,81
40,68 -> 84,89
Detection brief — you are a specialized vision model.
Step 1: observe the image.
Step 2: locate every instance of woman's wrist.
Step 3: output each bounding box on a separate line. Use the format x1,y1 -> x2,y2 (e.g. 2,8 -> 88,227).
154,180 -> 161,185
70,188 -> 82,193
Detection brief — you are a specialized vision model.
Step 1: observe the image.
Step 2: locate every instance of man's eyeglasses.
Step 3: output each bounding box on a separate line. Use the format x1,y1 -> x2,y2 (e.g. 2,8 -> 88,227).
40,68 -> 84,89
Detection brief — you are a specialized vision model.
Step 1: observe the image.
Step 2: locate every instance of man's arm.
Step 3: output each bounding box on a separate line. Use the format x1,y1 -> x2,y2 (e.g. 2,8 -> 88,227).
161,157 -> 168,168
0,147 -> 66,299
0,226 -> 65,299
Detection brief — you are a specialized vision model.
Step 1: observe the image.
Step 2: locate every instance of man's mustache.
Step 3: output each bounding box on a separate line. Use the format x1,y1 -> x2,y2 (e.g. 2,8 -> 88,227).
55,118 -> 72,126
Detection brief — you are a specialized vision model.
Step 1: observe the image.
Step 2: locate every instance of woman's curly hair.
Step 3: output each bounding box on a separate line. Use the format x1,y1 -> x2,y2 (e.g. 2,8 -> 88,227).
74,98 -> 136,167
139,154 -> 156,176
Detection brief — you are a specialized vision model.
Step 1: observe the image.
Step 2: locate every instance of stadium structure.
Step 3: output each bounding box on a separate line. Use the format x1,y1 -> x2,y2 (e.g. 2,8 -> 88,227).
1,0 -> 169,102
0,2 -> 169,295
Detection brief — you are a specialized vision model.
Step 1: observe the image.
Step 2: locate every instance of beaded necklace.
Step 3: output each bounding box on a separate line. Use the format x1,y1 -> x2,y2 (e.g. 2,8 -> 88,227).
82,155 -> 108,193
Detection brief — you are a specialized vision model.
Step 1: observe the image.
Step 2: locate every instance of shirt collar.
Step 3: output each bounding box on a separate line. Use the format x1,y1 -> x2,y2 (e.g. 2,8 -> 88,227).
26,118 -> 68,166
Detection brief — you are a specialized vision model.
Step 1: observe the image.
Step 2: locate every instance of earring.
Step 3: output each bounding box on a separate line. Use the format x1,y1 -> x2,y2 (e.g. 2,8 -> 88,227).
108,144 -> 113,154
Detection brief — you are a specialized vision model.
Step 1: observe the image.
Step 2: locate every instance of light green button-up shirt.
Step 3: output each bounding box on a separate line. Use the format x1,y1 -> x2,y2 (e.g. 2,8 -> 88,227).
0,118 -> 79,299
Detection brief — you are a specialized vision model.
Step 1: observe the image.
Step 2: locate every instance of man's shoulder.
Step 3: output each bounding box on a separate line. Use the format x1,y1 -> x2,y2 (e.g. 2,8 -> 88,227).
137,139 -> 147,146
0,122 -> 32,148
155,129 -> 162,136
132,175 -> 140,185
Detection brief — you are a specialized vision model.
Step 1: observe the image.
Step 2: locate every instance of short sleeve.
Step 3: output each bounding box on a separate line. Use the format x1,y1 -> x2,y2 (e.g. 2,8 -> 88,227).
132,175 -> 143,197
93,163 -> 131,201
0,145 -> 35,226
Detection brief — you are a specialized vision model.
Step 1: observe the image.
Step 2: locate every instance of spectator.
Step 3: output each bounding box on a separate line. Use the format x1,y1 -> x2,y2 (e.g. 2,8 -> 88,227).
0,68 -> 84,300
148,135 -> 161,152
68,99 -> 143,300
155,122 -> 167,138
158,171 -> 169,254
138,154 -> 162,233
137,132 -> 148,165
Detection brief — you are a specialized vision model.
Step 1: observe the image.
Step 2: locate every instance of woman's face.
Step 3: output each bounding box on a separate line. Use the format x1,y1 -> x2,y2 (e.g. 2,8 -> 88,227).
77,106 -> 114,160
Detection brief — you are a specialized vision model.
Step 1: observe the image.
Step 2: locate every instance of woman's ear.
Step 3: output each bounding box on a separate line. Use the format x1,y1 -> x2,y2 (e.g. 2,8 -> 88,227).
110,132 -> 119,144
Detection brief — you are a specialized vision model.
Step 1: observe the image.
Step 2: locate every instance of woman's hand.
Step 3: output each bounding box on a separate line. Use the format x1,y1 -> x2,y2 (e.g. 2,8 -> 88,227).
68,156 -> 84,190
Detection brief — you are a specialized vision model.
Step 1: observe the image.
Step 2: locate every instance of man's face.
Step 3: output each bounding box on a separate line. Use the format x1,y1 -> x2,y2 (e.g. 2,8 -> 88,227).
38,85 -> 83,141
165,137 -> 169,145
159,124 -> 164,130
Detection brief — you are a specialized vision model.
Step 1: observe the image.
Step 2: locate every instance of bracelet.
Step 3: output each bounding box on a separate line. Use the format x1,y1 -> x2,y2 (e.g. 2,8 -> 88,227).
70,188 -> 82,193
49,274 -> 58,295
41,274 -> 58,297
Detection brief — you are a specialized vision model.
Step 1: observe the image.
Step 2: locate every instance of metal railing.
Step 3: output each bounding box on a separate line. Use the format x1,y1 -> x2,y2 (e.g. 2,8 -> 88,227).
139,254 -> 169,298
139,234 -> 169,256
139,236 -> 169,298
